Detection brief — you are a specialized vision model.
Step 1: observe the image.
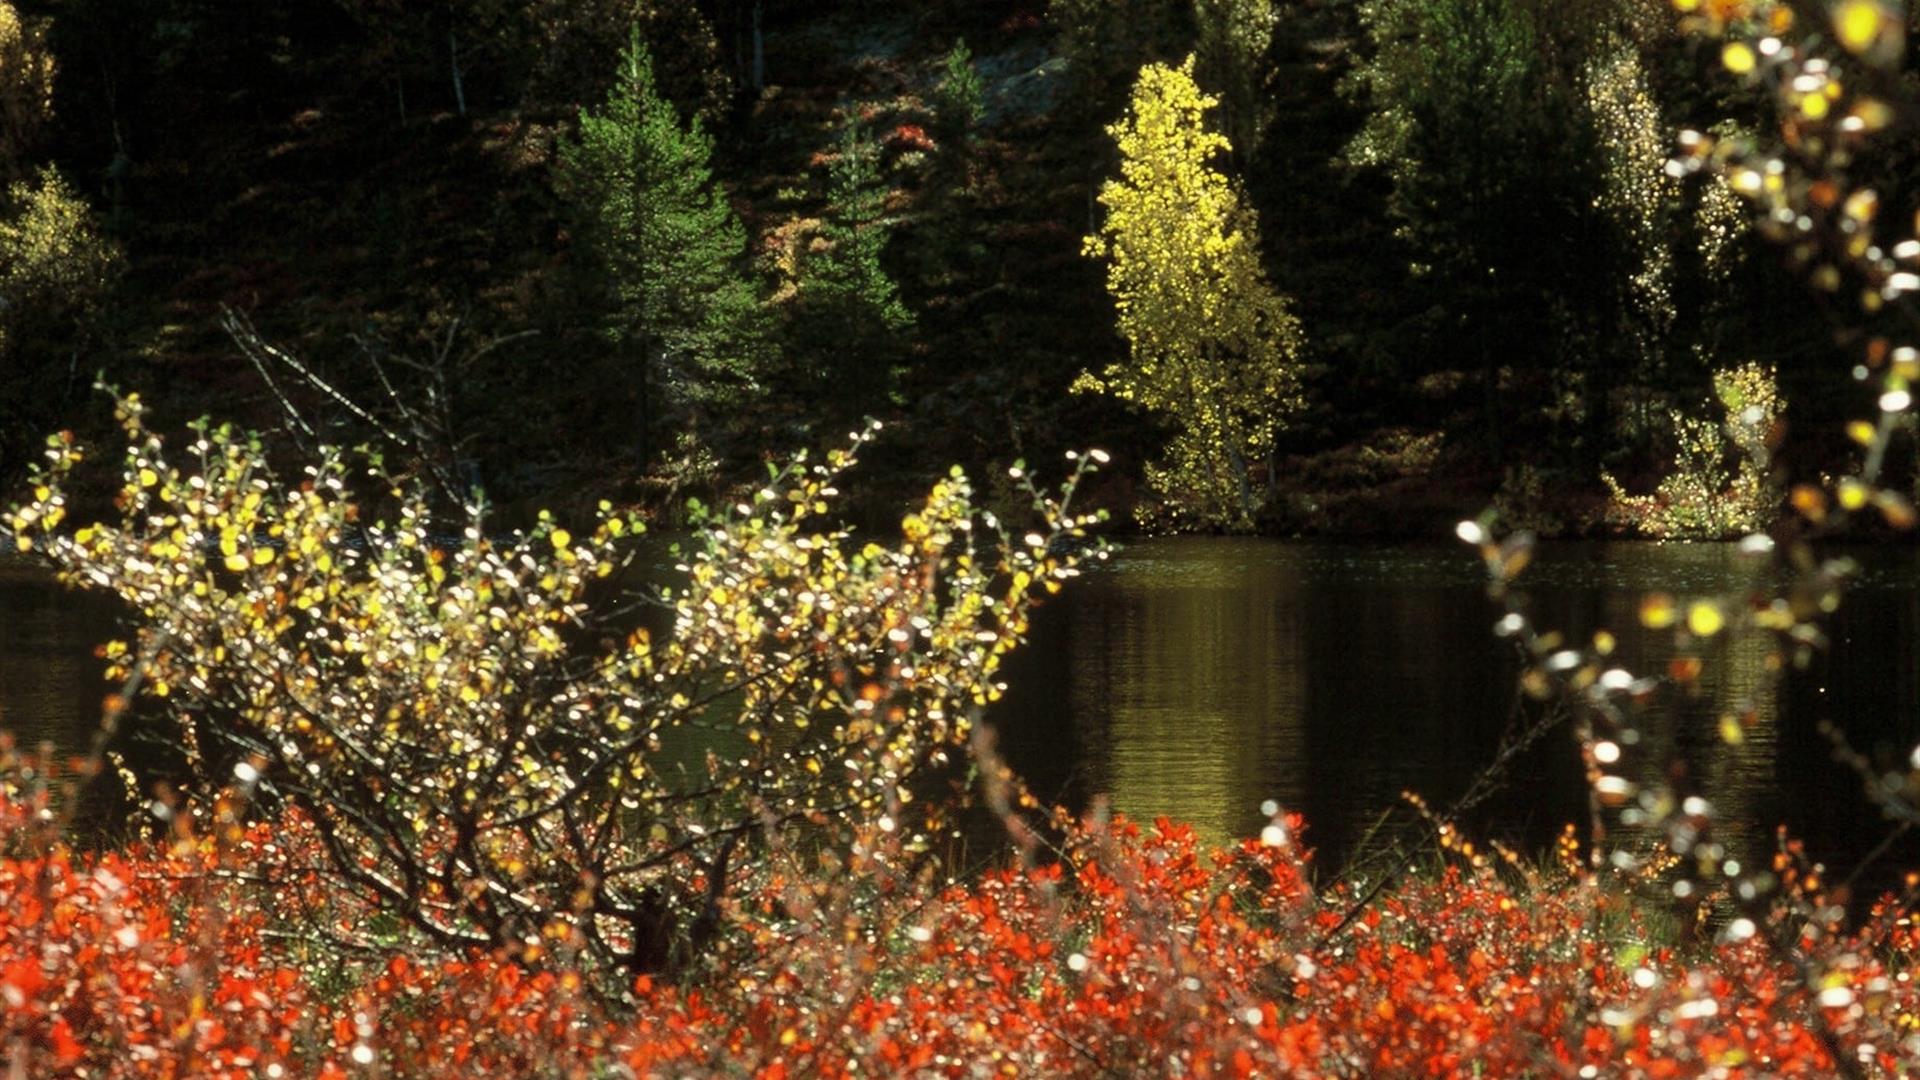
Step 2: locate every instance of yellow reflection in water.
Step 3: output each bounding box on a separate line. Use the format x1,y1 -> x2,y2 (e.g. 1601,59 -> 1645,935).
0,556 -> 114,749
1070,540 -> 1308,845
1597,580 -> 1778,867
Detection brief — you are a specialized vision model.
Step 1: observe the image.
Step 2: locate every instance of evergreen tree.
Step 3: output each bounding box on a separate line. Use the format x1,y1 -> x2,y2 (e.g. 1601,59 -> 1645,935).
1049,0 -> 1192,121
1078,58 -> 1304,529
557,29 -> 768,468
932,38 -> 985,146
790,125 -> 913,412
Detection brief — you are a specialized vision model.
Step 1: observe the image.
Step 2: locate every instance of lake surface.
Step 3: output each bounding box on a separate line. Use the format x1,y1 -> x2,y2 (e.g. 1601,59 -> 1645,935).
987,538 -> 1920,891
6,539 -> 1920,892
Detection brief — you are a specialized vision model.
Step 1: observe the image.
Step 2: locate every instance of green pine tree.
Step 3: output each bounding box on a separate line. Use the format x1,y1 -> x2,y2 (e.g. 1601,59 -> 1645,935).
932,39 -> 985,145
791,125 -> 913,410
557,28 -> 768,468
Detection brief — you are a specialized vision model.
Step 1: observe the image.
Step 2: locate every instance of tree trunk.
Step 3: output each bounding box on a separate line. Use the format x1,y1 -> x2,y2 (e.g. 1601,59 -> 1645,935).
751,1 -> 765,91
637,333 -> 655,469
449,30 -> 466,117
1225,441 -> 1255,526
1201,374 -> 1255,527
639,371 -> 653,470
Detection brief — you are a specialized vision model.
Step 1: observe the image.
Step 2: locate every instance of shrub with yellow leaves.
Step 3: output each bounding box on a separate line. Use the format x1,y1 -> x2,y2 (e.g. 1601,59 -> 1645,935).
4,395 -> 1108,989
0,1 -> 54,175
0,169 -> 122,480
1602,360 -> 1784,538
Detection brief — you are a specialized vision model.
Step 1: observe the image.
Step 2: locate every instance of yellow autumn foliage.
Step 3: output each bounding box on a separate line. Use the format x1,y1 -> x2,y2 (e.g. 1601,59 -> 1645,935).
0,169 -> 120,361
1079,58 -> 1304,529
0,2 -> 54,173
5,396 -> 1108,982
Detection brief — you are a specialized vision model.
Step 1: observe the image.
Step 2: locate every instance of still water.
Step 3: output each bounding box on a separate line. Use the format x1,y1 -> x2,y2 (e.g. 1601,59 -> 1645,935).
989,538 -> 1920,890
5,540 -> 1920,890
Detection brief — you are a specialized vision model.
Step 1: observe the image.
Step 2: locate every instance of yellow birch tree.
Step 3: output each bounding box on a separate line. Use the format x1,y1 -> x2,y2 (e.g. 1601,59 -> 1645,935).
1079,57 -> 1304,529
0,2 -> 54,175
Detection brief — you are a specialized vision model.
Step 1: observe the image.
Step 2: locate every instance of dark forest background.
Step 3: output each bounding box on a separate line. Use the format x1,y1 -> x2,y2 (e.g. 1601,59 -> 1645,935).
1,0 -> 1902,535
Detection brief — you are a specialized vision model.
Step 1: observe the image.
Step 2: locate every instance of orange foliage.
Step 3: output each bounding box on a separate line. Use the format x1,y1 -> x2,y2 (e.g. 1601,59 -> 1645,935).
7,775 -> 1919,1077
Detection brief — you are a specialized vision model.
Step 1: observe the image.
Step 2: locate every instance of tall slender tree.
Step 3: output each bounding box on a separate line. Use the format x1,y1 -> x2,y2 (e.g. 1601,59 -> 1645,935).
1341,0 -> 1719,460
557,29 -> 768,468
789,124 -> 913,413
1079,58 -> 1304,529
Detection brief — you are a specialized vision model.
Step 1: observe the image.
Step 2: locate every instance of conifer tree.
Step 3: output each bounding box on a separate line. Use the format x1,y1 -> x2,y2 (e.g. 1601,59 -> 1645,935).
791,125 -> 913,409
1049,0 -> 1191,120
1079,58 -> 1303,529
932,38 -> 985,145
557,29 -> 768,468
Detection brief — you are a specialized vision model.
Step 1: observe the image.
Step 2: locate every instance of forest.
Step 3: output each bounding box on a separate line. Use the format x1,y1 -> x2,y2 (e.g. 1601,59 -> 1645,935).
0,0 -> 1882,537
8,0 -> 1920,1076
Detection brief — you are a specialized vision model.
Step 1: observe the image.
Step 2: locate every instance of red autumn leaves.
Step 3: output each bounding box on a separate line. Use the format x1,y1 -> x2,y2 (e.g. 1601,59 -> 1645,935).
4,788 -> 1916,1077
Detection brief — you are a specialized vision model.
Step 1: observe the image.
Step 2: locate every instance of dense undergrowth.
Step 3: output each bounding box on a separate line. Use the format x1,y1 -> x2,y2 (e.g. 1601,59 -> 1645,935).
5,760 -> 1915,1078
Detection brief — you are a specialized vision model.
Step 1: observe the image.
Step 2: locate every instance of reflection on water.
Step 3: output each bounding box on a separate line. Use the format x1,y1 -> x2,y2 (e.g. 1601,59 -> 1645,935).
6,541 -> 1920,891
1076,546 -> 1308,840
991,538 -> 1920,892
0,556 -> 117,749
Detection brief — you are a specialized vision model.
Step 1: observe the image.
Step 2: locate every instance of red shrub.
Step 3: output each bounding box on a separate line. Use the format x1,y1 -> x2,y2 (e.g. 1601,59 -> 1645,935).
6,789 -> 1918,1077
